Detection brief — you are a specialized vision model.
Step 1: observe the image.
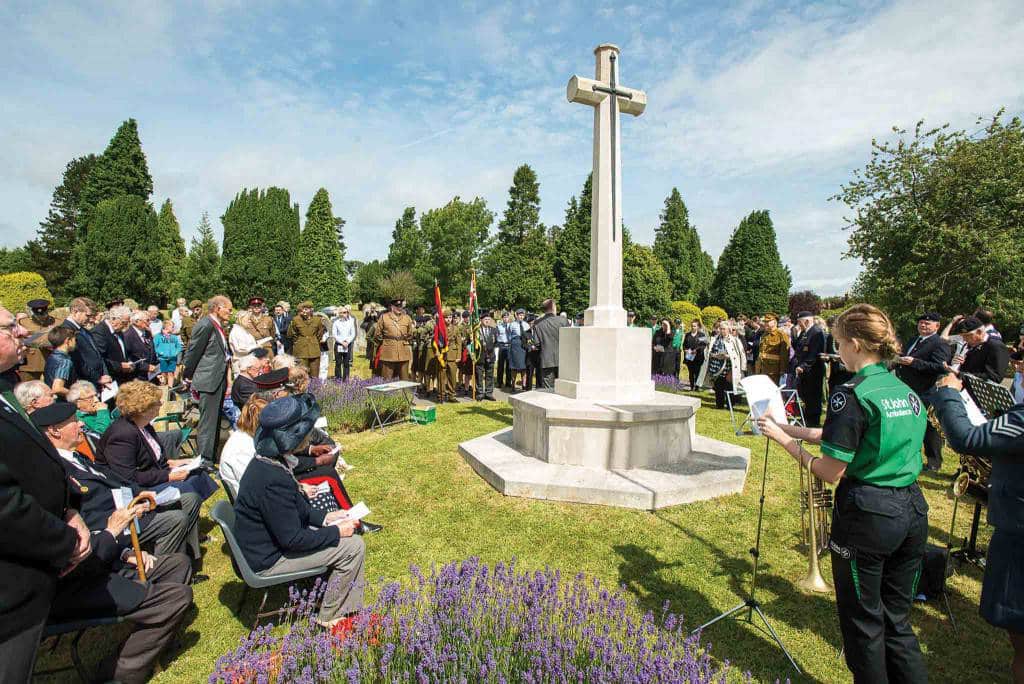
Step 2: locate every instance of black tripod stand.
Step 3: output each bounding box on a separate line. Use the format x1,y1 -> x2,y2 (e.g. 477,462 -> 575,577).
692,439 -> 802,674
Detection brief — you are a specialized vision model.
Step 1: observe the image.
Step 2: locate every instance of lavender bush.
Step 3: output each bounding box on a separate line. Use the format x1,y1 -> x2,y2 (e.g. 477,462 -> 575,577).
211,558 -> 740,683
310,377 -> 410,433
653,374 -> 688,393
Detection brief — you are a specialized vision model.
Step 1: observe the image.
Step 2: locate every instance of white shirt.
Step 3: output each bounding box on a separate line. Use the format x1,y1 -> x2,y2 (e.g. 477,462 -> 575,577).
149,320 -> 163,338
219,431 -> 256,498
57,447 -> 107,478
228,322 -> 258,358
331,316 -> 356,349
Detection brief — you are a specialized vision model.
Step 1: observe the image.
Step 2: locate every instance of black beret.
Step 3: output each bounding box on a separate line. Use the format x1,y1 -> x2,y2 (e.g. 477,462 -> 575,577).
959,316 -> 984,333
917,312 -> 941,322
27,299 -> 51,311
253,368 -> 290,389
796,311 -> 814,319
105,298 -> 124,309
31,402 -> 78,429
251,348 -> 269,359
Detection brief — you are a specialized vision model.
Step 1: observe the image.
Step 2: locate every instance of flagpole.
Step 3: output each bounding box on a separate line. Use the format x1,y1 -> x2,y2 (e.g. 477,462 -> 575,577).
470,270 -> 477,401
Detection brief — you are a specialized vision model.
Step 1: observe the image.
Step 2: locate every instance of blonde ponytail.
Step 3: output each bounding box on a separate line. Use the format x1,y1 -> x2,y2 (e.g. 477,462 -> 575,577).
834,304 -> 901,361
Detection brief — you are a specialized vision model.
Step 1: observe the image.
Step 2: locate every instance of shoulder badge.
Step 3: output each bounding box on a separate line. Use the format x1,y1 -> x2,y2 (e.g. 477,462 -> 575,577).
908,392 -> 921,416
829,391 -> 848,414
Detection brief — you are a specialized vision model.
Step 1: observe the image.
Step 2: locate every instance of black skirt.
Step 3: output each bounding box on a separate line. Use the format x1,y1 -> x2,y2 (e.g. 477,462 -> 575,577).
981,528 -> 1024,632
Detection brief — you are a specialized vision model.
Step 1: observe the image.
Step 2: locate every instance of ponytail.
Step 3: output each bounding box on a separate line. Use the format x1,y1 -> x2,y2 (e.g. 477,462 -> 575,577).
834,304 -> 901,361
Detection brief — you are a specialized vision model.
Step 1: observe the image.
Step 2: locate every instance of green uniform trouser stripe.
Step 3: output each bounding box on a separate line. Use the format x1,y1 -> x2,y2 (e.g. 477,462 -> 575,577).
911,566 -> 922,596
850,558 -> 861,601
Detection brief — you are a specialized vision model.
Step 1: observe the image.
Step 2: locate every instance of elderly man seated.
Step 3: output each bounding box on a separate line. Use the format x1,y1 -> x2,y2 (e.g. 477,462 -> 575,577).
67,380 -> 113,435
96,381 -> 217,501
13,379 -> 55,414
234,395 -> 365,632
230,351 -> 271,408
32,403 -> 195,684
33,402 -> 205,568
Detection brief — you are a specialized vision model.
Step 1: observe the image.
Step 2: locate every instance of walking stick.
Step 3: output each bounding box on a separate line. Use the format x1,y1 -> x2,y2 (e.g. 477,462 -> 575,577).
128,492 -> 157,581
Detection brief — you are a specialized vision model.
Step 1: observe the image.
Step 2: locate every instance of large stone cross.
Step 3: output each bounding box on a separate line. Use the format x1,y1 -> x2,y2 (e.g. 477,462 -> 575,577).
567,44 -> 646,329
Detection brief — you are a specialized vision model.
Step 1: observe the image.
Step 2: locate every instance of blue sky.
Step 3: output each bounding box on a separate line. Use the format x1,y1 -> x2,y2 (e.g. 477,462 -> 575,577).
2,0 -> 1022,295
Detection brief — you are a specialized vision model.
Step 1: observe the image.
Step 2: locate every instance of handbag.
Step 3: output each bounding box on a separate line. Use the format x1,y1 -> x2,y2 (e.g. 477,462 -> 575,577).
519,322 -> 540,353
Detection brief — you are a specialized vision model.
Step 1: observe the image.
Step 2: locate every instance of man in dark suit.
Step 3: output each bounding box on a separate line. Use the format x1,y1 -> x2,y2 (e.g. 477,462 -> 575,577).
61,297 -> 110,387
955,315 -> 1011,383
183,295 -> 233,466
93,305 -> 136,384
124,311 -> 159,381
530,298 -> 571,389
895,312 -> 953,471
473,311 -> 498,400
273,303 -> 292,354
792,311 -> 826,427
0,307 -> 91,682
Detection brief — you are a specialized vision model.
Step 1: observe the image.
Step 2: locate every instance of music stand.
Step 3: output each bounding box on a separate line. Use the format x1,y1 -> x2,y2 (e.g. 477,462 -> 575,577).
692,377 -> 802,674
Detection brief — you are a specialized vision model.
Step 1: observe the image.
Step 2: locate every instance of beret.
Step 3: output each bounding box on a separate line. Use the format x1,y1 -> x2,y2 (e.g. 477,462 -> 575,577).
31,402 -> 78,428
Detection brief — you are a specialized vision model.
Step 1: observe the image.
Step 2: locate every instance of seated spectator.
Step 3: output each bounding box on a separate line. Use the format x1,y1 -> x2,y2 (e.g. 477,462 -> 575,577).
13,379 -> 54,414
67,380 -> 113,435
272,353 -> 298,370
234,395 -> 365,630
43,326 -> 78,398
96,381 -> 217,501
231,352 -> 271,408
154,319 -> 181,387
220,397 -> 268,499
50,495 -> 193,684
33,402 -> 204,564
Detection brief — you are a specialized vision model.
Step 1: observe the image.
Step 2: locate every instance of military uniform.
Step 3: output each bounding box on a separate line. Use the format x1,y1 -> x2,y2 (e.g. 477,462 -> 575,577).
821,363 -> 929,682
20,306 -> 60,381
287,308 -> 326,377
754,327 -> 790,385
239,311 -> 276,357
433,317 -> 463,401
373,309 -> 414,381
178,301 -> 202,351
411,318 -> 433,389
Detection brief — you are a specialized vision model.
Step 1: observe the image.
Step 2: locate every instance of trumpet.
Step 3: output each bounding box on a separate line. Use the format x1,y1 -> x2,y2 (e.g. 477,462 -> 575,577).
797,457 -> 833,594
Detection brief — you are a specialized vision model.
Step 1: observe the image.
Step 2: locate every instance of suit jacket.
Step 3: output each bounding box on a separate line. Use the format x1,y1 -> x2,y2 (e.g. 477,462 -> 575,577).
96,417 -> 172,488
61,319 -> 106,384
0,374 -> 78,640
896,334 -> 952,396
94,323 -> 134,383
792,325 -> 825,377
124,325 -> 157,380
962,336 -> 1011,383
56,450 -> 141,531
477,325 -> 497,364
182,315 -> 229,393
531,313 -> 571,369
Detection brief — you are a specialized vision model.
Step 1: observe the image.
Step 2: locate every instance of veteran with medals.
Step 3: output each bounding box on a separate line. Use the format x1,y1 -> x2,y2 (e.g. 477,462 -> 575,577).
753,313 -> 789,386
373,299 -> 414,381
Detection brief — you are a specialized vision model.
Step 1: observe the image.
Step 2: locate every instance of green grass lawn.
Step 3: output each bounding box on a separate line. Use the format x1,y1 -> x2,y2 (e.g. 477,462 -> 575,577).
38,359 -> 1008,682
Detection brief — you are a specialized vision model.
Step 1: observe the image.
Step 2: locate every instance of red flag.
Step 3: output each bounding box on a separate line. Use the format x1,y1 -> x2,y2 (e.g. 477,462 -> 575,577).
432,282 -> 448,367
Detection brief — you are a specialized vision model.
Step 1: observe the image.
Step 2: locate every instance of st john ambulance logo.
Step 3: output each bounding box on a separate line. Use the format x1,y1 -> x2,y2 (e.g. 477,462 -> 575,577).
908,393 -> 921,416
830,392 -> 847,413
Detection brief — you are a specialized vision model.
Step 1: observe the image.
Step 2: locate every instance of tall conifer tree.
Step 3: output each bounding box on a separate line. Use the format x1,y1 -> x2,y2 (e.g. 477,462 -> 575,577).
30,154 -> 97,298
553,174 -> 592,315
297,188 -> 349,306
386,207 -> 427,276
652,187 -> 714,302
79,119 -> 153,227
709,210 -> 791,315
156,199 -> 186,304
221,187 -> 300,304
180,212 -> 222,302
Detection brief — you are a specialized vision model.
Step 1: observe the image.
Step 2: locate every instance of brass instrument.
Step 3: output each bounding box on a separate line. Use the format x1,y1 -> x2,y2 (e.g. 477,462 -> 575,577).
797,457 -> 833,594
799,458 -> 832,555
927,402 -> 992,490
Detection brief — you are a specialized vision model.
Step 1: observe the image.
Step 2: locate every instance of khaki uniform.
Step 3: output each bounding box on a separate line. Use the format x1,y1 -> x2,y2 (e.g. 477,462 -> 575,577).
287,314 -> 326,376
20,314 -> 59,380
373,311 -> 414,381
411,320 -> 433,388
179,314 -> 197,350
239,313 -> 277,356
755,328 -> 791,385
435,323 -> 464,398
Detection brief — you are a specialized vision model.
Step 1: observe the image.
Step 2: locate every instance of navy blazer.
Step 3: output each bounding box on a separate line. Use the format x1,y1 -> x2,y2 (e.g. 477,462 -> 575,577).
929,387 -> 1024,534
61,319 -> 106,384
124,325 -> 157,380
93,321 -> 134,383
0,374 -> 78,641
233,457 -> 339,572
896,334 -> 952,396
792,325 -> 825,376
96,417 -> 171,487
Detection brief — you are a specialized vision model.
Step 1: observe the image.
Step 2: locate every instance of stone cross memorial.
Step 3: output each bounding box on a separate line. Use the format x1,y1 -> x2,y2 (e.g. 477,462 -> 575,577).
460,44 -> 749,510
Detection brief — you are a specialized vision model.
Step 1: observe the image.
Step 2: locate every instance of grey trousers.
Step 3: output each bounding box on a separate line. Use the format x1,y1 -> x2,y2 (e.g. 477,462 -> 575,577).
258,536 -> 365,623
0,615 -> 47,683
196,383 -> 226,463
139,492 -> 202,559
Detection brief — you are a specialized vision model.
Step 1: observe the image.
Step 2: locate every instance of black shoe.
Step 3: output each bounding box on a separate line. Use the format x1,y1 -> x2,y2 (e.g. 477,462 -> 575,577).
358,521 -> 383,534
190,574 -> 210,585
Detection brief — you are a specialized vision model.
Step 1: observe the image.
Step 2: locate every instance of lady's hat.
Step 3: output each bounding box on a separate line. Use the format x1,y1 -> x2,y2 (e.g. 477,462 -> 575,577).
254,394 -> 320,457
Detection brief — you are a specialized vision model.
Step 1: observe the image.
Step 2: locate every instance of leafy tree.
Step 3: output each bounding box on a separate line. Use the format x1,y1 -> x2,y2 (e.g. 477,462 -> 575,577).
352,260 -> 387,304
386,207 -> 426,273
156,199 -> 187,304
220,187 -> 300,304
377,270 -> 425,305
419,197 -> 492,298
788,290 -> 822,318
78,119 -> 152,227
30,154 -> 97,297
344,260 -> 364,278
179,212 -> 222,302
653,188 -> 714,301
623,243 -> 672,321
0,247 -> 34,276
837,110 -> 1024,329
554,174 -> 592,315
479,164 -> 557,310
67,196 -> 163,304
709,210 -> 791,315
297,188 -> 349,307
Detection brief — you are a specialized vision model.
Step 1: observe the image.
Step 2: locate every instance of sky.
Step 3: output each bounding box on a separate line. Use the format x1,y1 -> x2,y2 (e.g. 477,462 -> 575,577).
1,0 -> 1022,295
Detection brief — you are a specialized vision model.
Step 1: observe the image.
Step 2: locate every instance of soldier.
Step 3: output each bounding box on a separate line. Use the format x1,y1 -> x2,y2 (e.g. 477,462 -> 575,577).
178,300 -> 202,351
287,301 -> 326,377
435,310 -> 463,402
373,299 -> 414,381
458,310 -> 473,395
417,315 -> 436,393
239,296 -> 276,357
19,299 -> 60,381
754,313 -> 790,386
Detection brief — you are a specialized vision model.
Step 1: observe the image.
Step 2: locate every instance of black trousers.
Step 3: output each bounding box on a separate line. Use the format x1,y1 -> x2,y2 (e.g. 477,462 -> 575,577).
922,421 -> 943,469
196,382 -> 226,464
333,346 -> 353,381
798,370 -> 825,427
524,350 -> 541,391
475,361 -> 495,399
494,344 -> 508,386
685,356 -> 703,389
830,480 -> 929,684
713,374 -> 730,409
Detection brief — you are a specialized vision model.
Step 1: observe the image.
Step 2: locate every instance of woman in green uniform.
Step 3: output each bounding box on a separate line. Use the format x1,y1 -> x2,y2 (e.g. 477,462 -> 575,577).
757,303 -> 928,683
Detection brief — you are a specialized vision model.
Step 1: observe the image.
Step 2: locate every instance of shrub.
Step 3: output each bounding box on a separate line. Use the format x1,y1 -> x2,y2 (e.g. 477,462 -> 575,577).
670,300 -> 702,328
701,305 -> 728,325
210,557 -> 738,683
0,272 -> 53,314
310,376 -> 410,433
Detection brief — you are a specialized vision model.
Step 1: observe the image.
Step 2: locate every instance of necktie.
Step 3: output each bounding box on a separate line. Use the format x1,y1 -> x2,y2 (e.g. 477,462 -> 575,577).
1,390 -> 37,430
906,336 -> 921,356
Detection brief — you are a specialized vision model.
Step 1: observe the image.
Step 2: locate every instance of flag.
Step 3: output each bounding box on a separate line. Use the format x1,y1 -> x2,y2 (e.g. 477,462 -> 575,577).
466,270 -> 481,363
432,281 -> 448,367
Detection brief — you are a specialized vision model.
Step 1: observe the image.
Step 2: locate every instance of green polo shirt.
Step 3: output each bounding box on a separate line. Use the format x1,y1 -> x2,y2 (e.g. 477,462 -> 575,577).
820,362 -> 925,487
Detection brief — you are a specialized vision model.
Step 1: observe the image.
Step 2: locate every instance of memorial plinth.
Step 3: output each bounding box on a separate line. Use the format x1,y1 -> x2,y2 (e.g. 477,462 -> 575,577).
459,44 -> 749,509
